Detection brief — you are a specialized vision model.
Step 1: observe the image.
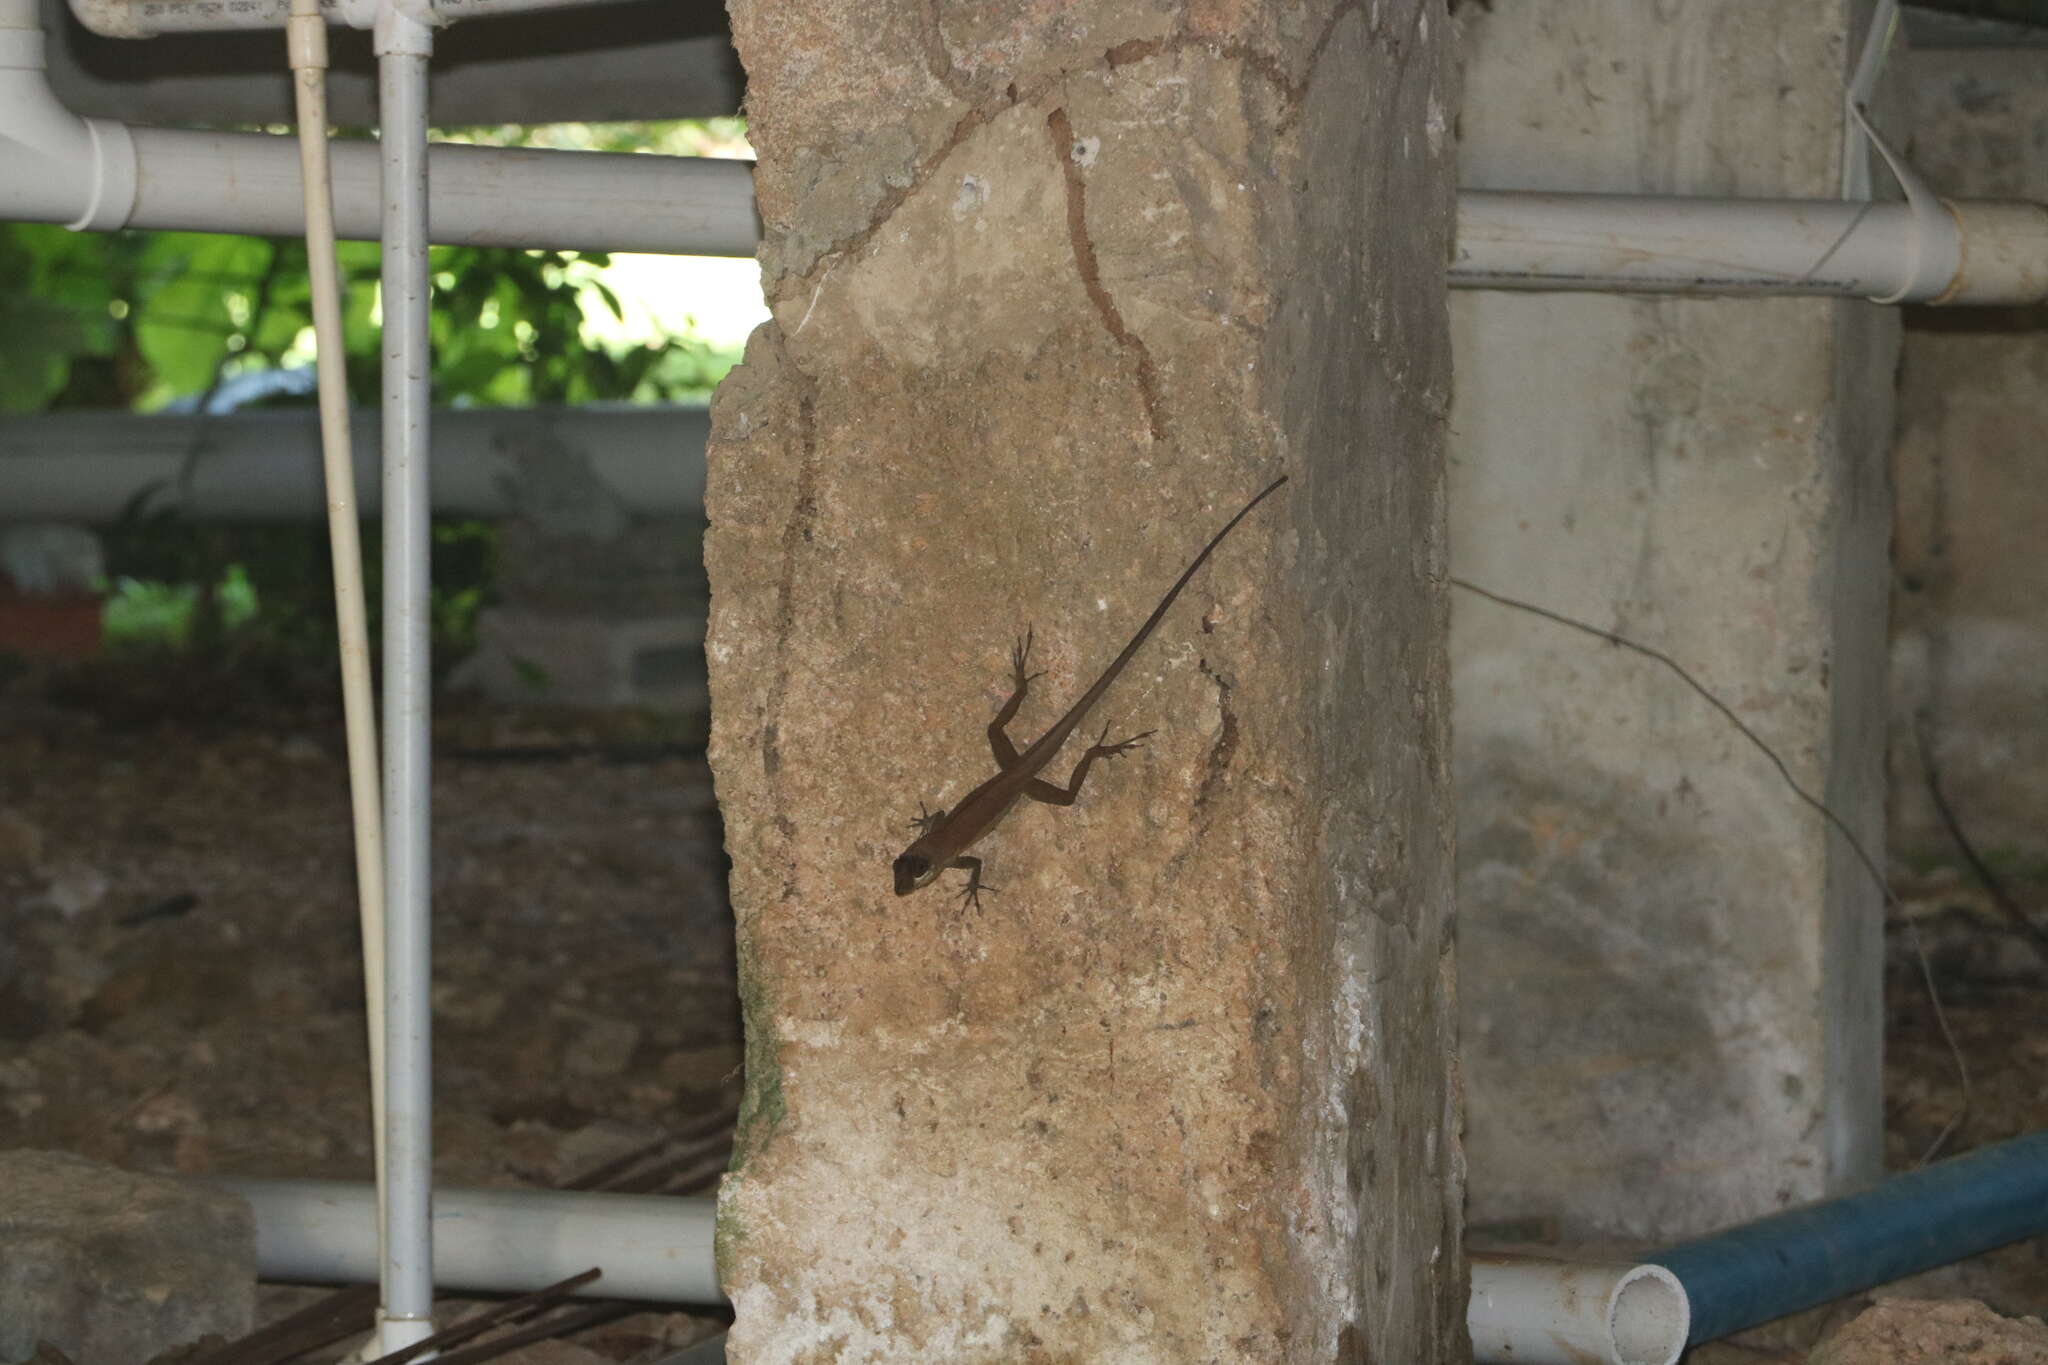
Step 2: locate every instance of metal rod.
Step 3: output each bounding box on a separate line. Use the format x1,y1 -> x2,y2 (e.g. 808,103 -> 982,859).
375,9 -> 436,1353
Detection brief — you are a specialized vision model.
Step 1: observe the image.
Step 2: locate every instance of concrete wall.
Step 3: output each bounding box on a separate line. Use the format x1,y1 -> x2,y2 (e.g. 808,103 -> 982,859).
1450,1 -> 1894,1241
1892,50 -> 2048,873
704,0 -> 1463,1359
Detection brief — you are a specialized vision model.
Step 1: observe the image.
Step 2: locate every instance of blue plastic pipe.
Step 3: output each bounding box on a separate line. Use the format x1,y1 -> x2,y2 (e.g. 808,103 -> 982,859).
1652,1128 -> 2048,1344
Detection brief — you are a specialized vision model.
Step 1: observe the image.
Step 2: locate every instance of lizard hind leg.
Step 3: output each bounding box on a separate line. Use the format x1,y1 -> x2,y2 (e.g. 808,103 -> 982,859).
1023,721 -> 1156,807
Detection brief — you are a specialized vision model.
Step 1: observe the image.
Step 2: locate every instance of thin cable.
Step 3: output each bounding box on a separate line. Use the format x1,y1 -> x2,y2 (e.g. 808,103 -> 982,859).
1452,576 -> 1970,1162
287,0 -> 389,1212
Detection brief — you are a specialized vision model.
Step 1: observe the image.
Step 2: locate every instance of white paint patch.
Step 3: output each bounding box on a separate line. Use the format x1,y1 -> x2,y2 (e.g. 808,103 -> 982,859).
1070,135 -> 1101,168
952,174 -> 989,220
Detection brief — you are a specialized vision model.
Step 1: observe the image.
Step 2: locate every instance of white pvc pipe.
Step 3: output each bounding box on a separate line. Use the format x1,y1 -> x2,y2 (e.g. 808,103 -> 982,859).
1468,1255 -> 1690,1365
374,7 -> 435,1353
0,0 -> 134,230
118,127 -> 760,254
1453,190 -> 2048,305
0,405 -> 709,523
67,0 -> 644,38
18,0 -> 2048,297
220,1179 -> 722,1305
0,4 -> 756,255
225,1179 -> 1685,1364
287,0 -> 389,1299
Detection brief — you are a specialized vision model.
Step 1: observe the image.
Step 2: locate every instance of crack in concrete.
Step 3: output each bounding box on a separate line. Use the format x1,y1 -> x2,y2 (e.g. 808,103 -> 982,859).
1103,0 -> 1370,131
784,3 -> 1377,331
786,89 -> 1017,292
1047,104 -> 1168,446
1193,654 -> 1241,815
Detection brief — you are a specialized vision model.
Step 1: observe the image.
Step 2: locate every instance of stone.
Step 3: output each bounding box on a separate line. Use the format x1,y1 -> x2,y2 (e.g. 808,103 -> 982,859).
565,1019 -> 643,1079
494,1342 -> 610,1365
0,808 -> 43,868
1809,1298 -> 2048,1365
33,866 -> 108,920
0,1150 -> 254,1365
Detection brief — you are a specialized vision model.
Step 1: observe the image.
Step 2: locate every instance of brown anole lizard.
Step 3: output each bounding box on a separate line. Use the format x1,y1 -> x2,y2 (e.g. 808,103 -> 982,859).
892,474 -> 1289,906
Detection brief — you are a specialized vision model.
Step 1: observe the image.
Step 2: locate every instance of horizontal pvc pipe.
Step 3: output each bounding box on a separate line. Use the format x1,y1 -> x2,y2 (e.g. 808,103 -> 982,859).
67,0 -> 645,38
219,1178 -> 723,1305
1469,1256 -> 1689,1365
123,124 -> 759,255
0,404 -> 708,523
1651,1128 -> 2048,1344
227,1176 -> 1698,1365
1,6 -> 756,255
18,2 -> 2048,293
1454,191 -> 2048,304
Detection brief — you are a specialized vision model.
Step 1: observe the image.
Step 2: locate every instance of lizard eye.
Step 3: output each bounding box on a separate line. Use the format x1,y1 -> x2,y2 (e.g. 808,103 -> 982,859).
893,854 -> 931,895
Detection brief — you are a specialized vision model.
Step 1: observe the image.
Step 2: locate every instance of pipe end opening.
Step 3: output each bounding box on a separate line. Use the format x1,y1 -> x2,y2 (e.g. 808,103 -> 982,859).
1610,1265 -> 1690,1365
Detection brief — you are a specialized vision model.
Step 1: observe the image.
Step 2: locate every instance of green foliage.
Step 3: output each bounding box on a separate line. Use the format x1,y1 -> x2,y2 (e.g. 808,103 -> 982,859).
104,564 -> 259,647
1,222 -> 740,414
434,118 -> 751,159
3,118 -> 752,678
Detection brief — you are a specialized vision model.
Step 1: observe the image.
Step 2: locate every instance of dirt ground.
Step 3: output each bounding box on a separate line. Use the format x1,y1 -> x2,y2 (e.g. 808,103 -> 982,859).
0,653 -> 737,1359
1,650 -> 2044,1361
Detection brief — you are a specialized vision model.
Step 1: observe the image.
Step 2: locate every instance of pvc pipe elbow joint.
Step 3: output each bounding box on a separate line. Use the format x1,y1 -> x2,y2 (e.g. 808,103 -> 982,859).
0,18 -> 134,230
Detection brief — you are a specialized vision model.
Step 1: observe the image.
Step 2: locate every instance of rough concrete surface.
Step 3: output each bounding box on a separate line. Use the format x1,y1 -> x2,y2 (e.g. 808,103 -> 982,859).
1449,0 -> 1893,1241
0,1149 -> 254,1365
1891,50 -> 2048,870
706,0 -> 1461,1360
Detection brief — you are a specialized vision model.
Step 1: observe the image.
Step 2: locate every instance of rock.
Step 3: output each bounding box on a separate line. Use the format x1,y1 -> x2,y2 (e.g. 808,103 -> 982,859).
0,1150 -> 255,1365
34,866 -> 108,920
1810,1298 -> 2048,1365
565,1019 -> 641,1079
495,1342 -> 611,1364
0,808 -> 43,868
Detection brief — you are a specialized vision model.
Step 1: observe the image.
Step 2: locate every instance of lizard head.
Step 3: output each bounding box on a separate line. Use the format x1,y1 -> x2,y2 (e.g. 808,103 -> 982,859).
892,851 -> 936,895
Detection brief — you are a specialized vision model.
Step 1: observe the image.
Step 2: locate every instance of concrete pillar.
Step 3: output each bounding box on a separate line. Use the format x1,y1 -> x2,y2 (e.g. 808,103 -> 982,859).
1891,49 -> 2048,870
1449,2 -> 1894,1241
705,2 -> 1463,1360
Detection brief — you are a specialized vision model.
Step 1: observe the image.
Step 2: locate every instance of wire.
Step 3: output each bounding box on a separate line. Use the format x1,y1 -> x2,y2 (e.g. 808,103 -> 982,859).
1452,576 -> 1971,1163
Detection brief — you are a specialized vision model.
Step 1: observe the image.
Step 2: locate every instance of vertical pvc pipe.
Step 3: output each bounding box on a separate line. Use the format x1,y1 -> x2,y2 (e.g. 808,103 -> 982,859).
374,4 -> 437,1352
286,0 -> 389,1291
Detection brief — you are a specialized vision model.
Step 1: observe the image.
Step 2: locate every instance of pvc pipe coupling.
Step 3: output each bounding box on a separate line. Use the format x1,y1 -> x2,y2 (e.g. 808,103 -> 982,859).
1933,199 -> 2048,306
